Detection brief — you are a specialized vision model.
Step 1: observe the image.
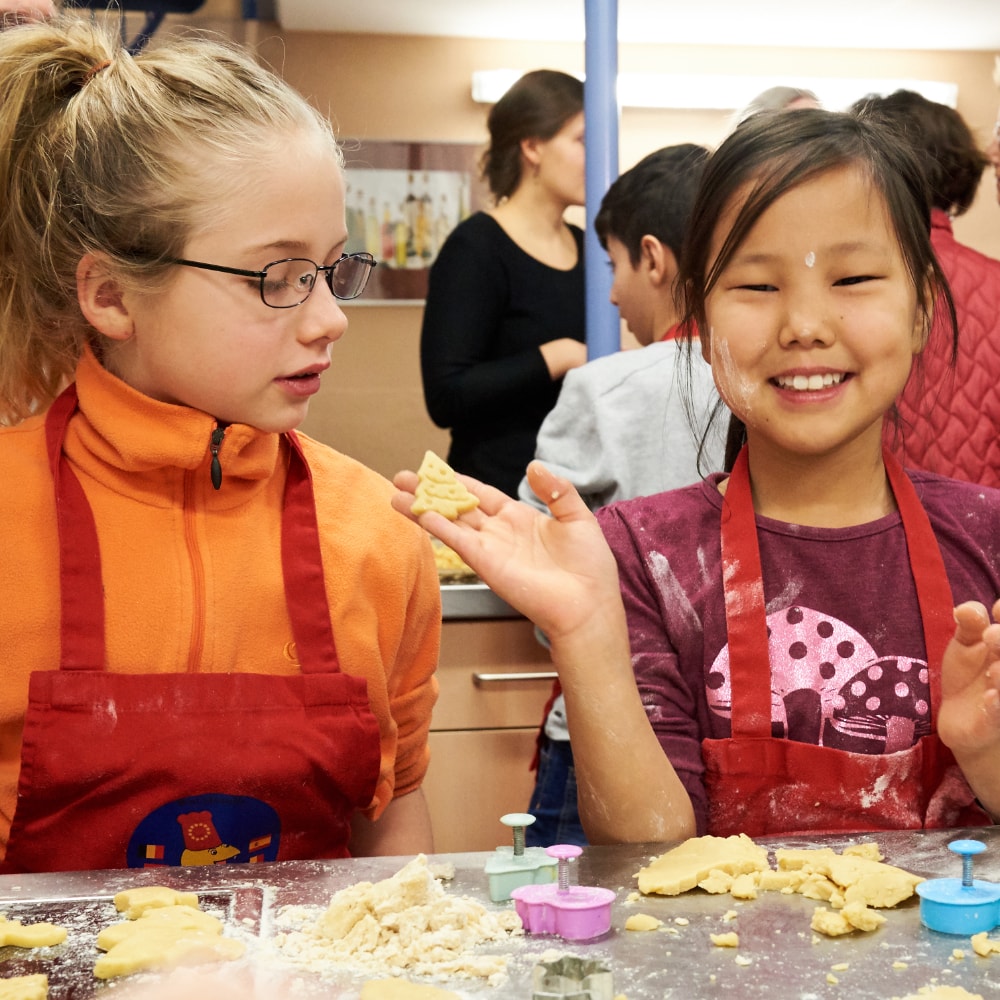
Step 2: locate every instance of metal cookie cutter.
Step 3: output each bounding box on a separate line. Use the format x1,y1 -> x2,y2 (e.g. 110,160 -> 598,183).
532,955 -> 614,1000
916,838 -> 1000,934
511,844 -> 615,941
484,813 -> 558,903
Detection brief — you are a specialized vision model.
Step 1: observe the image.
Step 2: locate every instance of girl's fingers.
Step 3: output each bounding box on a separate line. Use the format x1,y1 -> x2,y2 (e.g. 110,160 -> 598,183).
952,600 -> 991,646
526,461 -> 591,522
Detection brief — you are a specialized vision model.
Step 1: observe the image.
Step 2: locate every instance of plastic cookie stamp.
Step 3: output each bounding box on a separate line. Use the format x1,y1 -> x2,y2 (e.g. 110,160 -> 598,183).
511,844 -> 615,940
484,813 -> 557,903
916,839 -> 1000,934
532,955 -> 614,1000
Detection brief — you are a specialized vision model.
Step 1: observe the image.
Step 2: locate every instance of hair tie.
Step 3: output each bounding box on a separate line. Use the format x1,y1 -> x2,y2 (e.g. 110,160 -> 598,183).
84,59 -> 112,83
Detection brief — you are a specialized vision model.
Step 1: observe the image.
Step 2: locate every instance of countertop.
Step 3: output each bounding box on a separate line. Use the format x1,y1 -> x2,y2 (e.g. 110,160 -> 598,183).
0,828 -> 997,998
440,581 -> 522,620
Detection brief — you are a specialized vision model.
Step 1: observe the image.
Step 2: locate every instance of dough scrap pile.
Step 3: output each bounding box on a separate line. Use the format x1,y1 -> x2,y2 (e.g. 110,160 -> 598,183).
636,834 -> 923,937
411,452 -> 479,521
275,855 -> 521,984
95,887 -> 245,980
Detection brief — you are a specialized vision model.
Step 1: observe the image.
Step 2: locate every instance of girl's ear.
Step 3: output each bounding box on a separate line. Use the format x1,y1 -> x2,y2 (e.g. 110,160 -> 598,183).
76,253 -> 134,342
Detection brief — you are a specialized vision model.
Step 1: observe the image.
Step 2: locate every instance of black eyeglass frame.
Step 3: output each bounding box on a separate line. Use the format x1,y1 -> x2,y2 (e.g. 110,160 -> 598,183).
168,252 -> 377,308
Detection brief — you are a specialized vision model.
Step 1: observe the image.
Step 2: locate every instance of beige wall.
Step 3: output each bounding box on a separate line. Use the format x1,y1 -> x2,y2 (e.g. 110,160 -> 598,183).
250,30 -> 1000,478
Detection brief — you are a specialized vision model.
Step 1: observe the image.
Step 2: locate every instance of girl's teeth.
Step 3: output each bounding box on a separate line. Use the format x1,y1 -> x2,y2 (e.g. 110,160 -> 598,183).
781,373 -> 843,390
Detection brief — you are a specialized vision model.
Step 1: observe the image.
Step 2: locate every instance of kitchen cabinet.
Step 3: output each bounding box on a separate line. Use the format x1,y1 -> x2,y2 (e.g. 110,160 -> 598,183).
423,585 -> 556,852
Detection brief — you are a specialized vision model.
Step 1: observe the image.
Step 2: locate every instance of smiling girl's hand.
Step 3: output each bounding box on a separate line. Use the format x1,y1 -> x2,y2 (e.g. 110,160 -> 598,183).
938,598 -> 1000,820
392,460 -> 623,644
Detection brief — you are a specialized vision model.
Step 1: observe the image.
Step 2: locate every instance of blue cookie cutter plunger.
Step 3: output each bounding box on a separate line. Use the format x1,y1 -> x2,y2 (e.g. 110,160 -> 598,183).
915,839 -> 1000,934
484,813 -> 557,903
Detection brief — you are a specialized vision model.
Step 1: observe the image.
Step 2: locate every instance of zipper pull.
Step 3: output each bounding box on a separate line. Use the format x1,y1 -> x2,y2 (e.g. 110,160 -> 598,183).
209,426 -> 226,490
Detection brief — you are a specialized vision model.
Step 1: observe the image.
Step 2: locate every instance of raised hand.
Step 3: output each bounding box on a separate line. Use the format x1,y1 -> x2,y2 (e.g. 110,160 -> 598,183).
392,460 -> 623,644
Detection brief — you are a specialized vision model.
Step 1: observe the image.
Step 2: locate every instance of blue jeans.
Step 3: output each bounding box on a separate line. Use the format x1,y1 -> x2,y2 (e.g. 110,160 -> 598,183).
526,736 -> 588,847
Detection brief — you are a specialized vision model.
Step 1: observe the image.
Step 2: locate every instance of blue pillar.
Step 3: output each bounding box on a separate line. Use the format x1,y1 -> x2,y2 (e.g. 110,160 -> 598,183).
583,0 -> 620,359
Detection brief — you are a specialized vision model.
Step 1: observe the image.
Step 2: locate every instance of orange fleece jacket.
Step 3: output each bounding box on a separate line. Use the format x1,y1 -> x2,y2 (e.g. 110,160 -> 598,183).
0,349 -> 440,858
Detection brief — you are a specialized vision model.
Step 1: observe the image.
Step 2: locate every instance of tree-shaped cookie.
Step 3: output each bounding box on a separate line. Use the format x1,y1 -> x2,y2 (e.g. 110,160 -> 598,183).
411,450 -> 480,520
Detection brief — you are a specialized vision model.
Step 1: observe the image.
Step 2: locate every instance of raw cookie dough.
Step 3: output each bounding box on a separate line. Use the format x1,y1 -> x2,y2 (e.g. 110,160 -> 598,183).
637,834 -> 769,895
113,886 -> 200,919
0,915 -> 66,948
0,975 -> 47,1000
970,931 -> 1000,957
410,451 -> 479,520
276,855 -> 521,985
623,914 -> 661,931
360,982 -> 461,1000
810,903 -> 886,936
95,898 -> 245,980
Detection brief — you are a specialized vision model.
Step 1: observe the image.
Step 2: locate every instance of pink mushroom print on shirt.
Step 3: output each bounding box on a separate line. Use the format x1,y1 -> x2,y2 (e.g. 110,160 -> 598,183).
706,605 -> 931,753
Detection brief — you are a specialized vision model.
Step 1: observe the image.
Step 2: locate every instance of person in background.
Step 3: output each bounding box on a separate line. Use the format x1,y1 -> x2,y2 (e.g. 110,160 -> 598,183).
0,0 -> 54,26
516,142 -> 723,847
734,84 -> 820,126
0,15 -> 439,873
420,69 -> 587,498
852,89 -> 1000,488
394,108 -> 1000,844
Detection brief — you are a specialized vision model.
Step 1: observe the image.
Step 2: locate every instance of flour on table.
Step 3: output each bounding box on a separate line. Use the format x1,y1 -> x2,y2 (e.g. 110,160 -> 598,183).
274,854 -> 522,985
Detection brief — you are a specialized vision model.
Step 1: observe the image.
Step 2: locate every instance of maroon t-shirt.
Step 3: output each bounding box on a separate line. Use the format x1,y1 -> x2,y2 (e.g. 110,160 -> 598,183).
597,469 -> 1000,834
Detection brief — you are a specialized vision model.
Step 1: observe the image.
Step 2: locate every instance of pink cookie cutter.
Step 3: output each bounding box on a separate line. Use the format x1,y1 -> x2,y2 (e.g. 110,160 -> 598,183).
511,844 -> 615,941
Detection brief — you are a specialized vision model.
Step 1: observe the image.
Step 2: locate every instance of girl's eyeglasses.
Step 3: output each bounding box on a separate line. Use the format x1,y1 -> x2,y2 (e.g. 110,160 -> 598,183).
168,252 -> 377,308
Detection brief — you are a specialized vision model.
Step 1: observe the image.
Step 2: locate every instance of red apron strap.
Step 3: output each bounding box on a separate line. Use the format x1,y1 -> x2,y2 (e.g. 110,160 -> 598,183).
45,397 -> 340,675
720,446 -> 955,736
882,450 -> 954,712
281,430 -> 340,675
45,385 -> 105,670
719,447 -> 773,737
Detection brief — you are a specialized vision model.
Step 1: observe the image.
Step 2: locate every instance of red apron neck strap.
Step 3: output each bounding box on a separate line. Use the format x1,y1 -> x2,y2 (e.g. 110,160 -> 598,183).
46,384 -> 105,670
45,394 -> 339,675
281,430 -> 340,675
720,445 -> 954,737
719,446 -> 773,736
882,449 -> 953,709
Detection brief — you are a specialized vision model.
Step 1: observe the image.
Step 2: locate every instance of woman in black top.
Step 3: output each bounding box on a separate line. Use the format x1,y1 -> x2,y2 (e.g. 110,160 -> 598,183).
420,69 -> 587,497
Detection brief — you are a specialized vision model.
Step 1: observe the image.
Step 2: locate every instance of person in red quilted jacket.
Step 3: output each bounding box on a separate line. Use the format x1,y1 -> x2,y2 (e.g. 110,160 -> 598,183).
853,89 -> 1000,488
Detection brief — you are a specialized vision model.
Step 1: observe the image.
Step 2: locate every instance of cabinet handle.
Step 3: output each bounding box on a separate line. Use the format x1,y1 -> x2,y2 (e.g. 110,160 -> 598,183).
472,671 -> 558,686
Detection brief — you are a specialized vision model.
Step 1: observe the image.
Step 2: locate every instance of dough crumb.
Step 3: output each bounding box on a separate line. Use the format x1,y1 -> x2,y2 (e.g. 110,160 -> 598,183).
624,914 -> 661,932
831,962 -> 849,971
950,949 -> 965,961
734,954 -> 753,966
710,932 -> 739,948
673,917 -> 689,926
827,973 -> 840,985
970,931 -> 1000,957
722,909 -> 738,922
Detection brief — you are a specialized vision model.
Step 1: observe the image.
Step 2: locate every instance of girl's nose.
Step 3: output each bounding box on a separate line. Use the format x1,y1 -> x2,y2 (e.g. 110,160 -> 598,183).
299,282 -> 349,345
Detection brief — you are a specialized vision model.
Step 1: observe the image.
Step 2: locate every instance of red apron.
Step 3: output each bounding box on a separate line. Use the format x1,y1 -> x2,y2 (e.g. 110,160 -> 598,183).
702,445 -> 989,837
1,386 -> 381,873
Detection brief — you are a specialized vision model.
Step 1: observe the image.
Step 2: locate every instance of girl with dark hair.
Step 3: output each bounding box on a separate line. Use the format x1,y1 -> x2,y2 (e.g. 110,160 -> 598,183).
396,108 -> 1000,844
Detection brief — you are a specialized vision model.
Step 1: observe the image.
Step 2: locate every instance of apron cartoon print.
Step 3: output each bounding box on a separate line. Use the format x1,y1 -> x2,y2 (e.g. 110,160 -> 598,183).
702,445 -> 989,837
1,385 -> 381,873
